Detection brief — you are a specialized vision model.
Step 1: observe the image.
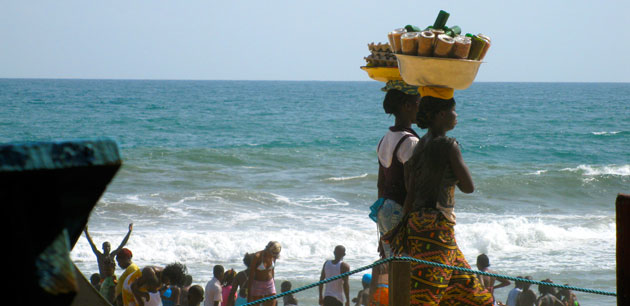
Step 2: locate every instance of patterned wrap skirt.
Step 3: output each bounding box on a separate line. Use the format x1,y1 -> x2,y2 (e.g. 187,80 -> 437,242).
386,209 -> 494,306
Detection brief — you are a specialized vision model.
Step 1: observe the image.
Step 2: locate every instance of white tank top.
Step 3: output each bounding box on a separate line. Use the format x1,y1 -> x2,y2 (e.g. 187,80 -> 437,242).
324,260 -> 345,303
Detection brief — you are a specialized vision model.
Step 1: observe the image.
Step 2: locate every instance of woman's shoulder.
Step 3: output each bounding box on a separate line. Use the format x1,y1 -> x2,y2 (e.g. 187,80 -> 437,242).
431,135 -> 456,145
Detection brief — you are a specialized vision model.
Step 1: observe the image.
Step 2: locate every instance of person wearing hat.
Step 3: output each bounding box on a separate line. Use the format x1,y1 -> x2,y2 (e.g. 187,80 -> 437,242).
384,87 -> 494,305
116,248 -> 139,306
248,241 -> 281,305
351,274 -> 371,306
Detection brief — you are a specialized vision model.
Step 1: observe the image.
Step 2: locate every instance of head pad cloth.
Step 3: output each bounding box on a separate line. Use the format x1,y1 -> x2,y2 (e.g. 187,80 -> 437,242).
381,80 -> 420,95
419,86 -> 454,99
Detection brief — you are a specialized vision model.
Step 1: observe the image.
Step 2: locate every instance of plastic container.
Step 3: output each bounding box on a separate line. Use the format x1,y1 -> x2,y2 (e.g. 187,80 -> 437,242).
394,54 -> 483,90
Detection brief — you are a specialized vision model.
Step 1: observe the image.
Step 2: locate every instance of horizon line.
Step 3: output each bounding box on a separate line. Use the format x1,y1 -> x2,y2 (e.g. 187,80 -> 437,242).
1,77 -> 629,84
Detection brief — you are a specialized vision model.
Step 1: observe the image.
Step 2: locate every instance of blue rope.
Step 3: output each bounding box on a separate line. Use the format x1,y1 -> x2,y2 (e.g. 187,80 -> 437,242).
242,256 -> 616,305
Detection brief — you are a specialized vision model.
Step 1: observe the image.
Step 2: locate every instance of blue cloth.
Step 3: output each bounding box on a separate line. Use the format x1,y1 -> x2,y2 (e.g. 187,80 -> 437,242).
235,295 -> 248,306
162,288 -> 174,306
369,198 -> 385,222
362,273 -> 372,286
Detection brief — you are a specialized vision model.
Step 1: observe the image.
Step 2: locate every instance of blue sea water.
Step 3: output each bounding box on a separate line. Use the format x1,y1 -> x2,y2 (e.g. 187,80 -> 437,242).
1,79 -> 627,305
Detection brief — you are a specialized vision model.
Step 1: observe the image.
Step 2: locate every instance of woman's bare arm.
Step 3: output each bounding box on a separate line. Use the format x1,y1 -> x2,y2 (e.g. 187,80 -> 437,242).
448,141 -> 474,193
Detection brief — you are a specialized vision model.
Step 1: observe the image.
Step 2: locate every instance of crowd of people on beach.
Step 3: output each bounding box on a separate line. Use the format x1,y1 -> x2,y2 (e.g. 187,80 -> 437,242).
84,224 -> 361,306
84,84 -> 584,306
84,222 -> 579,306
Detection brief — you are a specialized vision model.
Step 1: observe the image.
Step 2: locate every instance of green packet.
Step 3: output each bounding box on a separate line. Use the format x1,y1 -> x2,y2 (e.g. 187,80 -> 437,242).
404,25 -> 422,32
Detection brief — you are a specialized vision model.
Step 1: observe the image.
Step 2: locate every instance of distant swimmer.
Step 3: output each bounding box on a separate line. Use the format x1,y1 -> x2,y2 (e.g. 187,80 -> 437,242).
84,223 -> 133,278
248,241 -> 281,306
476,254 -> 511,303
318,245 -> 350,306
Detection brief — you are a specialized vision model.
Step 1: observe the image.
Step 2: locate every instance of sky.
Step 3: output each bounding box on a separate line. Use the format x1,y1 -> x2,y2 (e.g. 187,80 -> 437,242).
1,0 -> 629,82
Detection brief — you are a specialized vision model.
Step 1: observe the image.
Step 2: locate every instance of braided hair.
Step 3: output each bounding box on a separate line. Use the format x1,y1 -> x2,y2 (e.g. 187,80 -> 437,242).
416,96 -> 456,129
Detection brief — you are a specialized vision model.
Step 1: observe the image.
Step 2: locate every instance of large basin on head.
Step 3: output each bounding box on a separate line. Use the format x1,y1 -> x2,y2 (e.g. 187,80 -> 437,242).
395,54 -> 483,90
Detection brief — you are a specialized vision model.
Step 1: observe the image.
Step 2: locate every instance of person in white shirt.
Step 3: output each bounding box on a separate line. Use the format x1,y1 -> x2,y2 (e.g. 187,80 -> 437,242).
205,265 -> 224,306
506,276 -> 523,306
318,245 -> 350,306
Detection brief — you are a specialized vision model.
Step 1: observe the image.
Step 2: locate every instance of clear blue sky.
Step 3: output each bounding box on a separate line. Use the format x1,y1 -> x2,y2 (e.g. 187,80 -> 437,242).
1,0 -> 628,82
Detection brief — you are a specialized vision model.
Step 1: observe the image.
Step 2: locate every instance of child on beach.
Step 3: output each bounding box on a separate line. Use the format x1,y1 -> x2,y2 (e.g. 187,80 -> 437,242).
221,269 -> 237,306
281,281 -> 298,306
228,253 -> 253,306
351,274 -> 370,306
188,285 -> 205,306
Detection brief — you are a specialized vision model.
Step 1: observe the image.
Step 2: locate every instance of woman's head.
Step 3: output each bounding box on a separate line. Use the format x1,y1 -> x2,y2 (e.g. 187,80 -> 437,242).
243,252 -> 253,267
222,269 -> 236,286
416,96 -> 457,131
162,262 -> 188,287
265,241 -> 282,259
383,89 -> 420,120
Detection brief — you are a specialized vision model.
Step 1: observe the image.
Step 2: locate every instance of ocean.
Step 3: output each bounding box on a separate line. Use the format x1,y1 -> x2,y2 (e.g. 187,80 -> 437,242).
1,79 -> 627,305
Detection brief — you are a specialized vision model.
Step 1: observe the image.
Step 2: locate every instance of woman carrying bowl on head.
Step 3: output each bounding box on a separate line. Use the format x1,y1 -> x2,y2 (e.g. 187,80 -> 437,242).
384,87 -> 494,305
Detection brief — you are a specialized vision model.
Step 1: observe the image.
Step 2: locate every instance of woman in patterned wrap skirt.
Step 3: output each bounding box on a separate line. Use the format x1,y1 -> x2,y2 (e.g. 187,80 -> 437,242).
384,90 -> 494,306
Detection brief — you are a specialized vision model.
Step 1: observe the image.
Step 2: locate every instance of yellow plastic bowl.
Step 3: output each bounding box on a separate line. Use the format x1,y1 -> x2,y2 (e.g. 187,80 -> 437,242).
394,54 -> 483,90
360,66 -> 403,83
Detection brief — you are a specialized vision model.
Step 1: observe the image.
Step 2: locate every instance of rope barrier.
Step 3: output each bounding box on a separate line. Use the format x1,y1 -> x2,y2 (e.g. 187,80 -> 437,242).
242,256 -> 616,305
